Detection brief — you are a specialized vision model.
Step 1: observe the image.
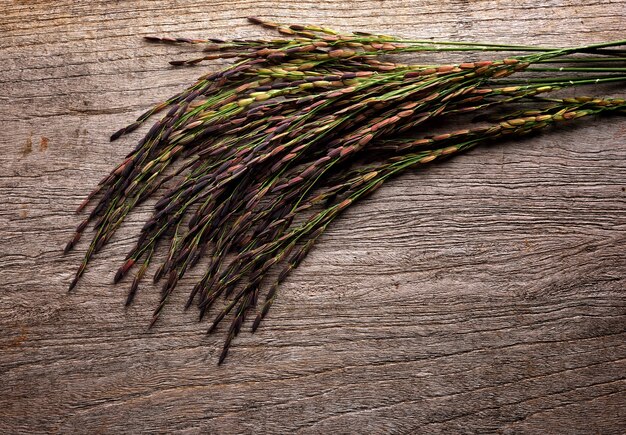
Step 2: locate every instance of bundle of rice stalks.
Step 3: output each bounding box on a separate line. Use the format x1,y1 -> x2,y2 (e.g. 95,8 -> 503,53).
65,18 -> 626,363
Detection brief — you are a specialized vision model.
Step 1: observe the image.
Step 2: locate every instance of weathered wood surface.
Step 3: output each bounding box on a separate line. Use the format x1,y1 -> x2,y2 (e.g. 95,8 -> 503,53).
1,1 -> 625,433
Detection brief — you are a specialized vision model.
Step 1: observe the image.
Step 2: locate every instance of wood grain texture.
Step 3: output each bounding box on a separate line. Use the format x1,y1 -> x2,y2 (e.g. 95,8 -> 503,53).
1,1 -> 625,433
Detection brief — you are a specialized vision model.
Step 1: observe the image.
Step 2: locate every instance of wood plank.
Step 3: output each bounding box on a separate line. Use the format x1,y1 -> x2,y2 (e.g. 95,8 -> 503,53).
1,1 -> 624,433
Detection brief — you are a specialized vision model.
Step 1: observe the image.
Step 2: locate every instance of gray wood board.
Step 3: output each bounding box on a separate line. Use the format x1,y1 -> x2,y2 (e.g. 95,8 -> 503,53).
1,1 -> 625,433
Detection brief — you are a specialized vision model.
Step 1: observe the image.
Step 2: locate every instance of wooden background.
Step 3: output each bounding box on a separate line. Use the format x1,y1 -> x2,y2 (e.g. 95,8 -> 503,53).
1,1 -> 625,433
